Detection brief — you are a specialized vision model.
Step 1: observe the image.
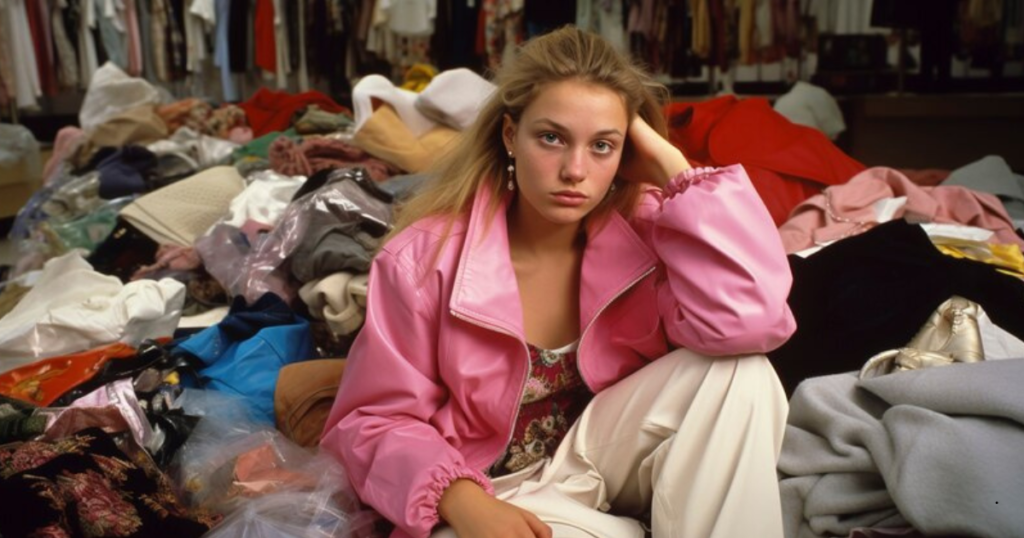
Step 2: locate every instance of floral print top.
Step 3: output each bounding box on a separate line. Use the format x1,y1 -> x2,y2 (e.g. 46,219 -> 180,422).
487,342 -> 593,478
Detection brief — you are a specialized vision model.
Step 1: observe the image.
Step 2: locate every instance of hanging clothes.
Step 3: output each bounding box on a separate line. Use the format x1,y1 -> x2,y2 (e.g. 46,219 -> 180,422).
6,0 -> 42,108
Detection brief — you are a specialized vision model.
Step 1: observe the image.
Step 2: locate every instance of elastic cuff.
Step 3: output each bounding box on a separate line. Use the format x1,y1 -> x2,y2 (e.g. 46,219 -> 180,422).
663,166 -> 718,197
425,465 -> 495,528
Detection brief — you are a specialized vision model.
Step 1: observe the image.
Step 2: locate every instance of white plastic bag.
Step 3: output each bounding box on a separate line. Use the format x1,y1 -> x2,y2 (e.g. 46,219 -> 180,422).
0,123 -> 41,174
78,62 -> 163,132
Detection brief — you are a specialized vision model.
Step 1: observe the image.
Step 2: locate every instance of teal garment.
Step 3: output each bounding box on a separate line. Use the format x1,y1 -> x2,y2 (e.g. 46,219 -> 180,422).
231,128 -> 300,162
50,197 -> 134,254
95,0 -> 128,69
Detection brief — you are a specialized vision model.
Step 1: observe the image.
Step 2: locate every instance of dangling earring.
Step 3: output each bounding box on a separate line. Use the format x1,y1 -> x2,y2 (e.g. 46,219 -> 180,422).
506,150 -> 515,191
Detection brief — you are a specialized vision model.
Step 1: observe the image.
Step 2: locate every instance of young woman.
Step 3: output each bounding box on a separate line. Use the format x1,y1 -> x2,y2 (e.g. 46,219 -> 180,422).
321,26 -> 796,538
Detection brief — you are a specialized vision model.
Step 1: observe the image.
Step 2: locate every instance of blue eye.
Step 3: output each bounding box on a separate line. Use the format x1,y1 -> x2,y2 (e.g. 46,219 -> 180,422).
541,133 -> 560,144
593,141 -> 613,154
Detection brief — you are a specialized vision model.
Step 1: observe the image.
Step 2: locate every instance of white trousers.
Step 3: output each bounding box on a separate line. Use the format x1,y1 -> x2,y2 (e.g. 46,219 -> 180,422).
431,349 -> 789,538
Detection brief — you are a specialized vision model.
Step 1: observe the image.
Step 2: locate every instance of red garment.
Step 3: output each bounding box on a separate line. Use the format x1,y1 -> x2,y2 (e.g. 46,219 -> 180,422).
665,95 -> 866,226
25,0 -> 58,96
238,87 -> 349,137
254,0 -> 277,73
486,344 -> 591,478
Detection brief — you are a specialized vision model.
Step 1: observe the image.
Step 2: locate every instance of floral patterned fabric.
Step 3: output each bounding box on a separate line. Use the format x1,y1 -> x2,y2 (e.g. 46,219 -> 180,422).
0,427 -> 218,538
487,344 -> 593,478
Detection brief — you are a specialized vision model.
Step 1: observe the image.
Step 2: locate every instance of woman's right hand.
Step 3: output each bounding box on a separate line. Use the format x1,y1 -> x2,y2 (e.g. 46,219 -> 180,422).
438,479 -> 552,538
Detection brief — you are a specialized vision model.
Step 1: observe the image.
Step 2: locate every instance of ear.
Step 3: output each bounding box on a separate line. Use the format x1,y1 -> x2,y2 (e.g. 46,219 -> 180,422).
501,113 -> 517,154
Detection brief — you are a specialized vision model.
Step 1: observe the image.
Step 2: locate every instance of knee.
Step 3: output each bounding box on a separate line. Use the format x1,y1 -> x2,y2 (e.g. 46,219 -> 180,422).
664,350 -> 788,421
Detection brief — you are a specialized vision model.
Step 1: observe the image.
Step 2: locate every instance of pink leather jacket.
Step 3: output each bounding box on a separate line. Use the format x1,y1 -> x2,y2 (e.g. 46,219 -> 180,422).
320,165 -> 796,538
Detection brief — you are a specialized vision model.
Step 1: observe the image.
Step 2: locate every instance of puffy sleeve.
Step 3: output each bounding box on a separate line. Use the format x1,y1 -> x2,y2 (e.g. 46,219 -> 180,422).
633,164 -> 797,355
319,249 -> 493,538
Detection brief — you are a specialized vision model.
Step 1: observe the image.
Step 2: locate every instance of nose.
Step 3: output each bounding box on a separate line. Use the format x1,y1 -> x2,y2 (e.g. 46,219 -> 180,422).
560,147 -> 587,183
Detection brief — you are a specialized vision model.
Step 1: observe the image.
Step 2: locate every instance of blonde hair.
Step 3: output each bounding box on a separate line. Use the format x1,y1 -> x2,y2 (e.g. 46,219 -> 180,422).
386,25 -> 670,245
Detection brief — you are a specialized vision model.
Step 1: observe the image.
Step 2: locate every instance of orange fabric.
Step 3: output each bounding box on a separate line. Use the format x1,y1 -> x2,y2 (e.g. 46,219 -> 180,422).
0,343 -> 139,406
665,96 -> 866,226
274,359 -> 346,447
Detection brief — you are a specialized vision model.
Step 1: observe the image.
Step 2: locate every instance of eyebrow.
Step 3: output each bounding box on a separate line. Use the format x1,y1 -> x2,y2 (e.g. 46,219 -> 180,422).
530,118 -> 624,138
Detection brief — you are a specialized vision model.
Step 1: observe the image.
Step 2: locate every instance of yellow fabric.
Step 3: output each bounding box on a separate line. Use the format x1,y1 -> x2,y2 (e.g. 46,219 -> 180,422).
352,104 -> 458,173
738,0 -> 756,64
401,63 -> 438,93
689,0 -> 711,58
933,236 -> 1024,279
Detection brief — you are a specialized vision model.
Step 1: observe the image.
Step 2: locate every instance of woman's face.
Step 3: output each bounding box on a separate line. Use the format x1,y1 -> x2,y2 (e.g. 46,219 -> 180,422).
503,79 -> 629,228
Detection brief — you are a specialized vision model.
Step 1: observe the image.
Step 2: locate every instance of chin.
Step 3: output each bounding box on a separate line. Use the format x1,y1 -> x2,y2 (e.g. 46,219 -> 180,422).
541,207 -> 592,225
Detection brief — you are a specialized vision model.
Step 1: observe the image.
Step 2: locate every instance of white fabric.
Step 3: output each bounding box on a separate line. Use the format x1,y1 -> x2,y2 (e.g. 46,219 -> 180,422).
298,272 -> 369,336
773,81 -> 846,140
146,126 -> 239,168
979,310 -> 1024,360
919,222 -> 994,242
352,74 -> 438,137
177,305 -> 230,328
6,0 -> 42,109
431,351 -> 788,538
576,0 -> 626,53
272,0 -> 289,89
415,68 -> 496,131
380,0 -> 435,36
804,0 -> 886,34
224,169 -> 305,227
185,0 -> 214,72
0,250 -> 185,372
77,0 -> 99,88
78,62 -> 161,132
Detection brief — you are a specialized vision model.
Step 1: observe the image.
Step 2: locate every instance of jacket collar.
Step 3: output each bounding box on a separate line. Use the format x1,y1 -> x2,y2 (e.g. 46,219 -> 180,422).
450,186 -> 658,338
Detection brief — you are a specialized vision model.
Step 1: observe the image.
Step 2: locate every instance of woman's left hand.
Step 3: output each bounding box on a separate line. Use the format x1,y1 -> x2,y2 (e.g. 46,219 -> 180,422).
617,115 -> 691,189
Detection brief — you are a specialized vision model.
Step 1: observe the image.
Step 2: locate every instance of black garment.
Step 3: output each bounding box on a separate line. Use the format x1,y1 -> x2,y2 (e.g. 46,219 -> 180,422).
768,219 -> 1024,395
95,145 -> 159,199
0,427 -> 216,538
524,0 -> 575,38
443,0 -> 481,70
87,219 -> 161,283
306,0 -> 351,97
166,0 -> 189,79
228,0 -> 251,72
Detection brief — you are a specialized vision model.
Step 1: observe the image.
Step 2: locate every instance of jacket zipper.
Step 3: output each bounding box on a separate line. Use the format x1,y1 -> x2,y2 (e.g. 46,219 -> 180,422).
451,264 -> 655,472
577,266 -> 657,390
449,309 -> 531,472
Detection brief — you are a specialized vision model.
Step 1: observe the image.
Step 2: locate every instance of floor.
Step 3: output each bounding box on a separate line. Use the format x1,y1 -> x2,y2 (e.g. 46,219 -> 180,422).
0,237 -> 15,267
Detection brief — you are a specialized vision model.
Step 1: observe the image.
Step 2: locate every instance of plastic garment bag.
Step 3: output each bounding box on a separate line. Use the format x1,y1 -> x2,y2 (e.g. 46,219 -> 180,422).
173,389 -> 378,538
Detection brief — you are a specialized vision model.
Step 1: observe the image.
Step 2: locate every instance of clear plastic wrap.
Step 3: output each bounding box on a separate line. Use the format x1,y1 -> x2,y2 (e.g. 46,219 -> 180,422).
203,490 -> 378,538
0,123 -> 42,176
171,389 -> 377,538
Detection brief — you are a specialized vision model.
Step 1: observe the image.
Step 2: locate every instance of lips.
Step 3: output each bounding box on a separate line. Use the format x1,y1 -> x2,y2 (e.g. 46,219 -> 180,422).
551,191 -> 588,207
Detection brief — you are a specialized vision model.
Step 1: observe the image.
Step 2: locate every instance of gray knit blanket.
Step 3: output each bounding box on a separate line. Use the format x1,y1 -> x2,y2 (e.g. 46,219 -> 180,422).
779,359 -> 1024,538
